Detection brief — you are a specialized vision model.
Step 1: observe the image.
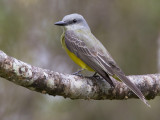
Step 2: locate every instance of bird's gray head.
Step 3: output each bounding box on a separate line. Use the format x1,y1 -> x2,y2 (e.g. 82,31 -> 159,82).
54,13 -> 90,31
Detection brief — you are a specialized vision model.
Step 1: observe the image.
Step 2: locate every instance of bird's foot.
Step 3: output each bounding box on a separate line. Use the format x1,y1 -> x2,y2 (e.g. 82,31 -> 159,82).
92,72 -> 102,79
72,69 -> 84,77
87,72 -> 103,80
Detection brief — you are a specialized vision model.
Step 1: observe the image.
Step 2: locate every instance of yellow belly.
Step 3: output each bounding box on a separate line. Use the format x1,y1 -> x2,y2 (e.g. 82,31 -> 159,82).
61,34 -> 94,71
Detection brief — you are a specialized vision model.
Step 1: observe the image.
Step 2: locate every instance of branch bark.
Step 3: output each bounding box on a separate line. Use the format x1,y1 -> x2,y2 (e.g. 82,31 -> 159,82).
0,50 -> 159,100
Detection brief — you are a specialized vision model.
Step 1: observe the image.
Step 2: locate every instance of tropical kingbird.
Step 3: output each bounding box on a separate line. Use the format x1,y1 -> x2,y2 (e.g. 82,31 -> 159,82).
54,13 -> 150,107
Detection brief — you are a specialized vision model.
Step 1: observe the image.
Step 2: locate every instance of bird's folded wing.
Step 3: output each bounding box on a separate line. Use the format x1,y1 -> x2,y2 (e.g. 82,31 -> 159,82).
64,30 -> 123,75
65,30 -> 119,86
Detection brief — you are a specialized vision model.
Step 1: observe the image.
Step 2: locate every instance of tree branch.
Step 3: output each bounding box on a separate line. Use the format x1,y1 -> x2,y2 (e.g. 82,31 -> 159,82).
0,50 -> 159,100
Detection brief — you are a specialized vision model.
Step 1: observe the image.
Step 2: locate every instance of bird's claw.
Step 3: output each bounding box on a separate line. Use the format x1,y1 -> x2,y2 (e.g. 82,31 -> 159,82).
72,69 -> 84,77
92,72 -> 102,79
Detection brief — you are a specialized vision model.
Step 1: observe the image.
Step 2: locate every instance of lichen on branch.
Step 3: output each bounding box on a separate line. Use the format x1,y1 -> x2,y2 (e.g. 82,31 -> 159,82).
0,50 -> 159,101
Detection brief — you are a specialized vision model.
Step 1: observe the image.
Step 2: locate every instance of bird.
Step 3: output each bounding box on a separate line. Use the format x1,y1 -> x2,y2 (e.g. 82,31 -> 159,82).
54,13 -> 150,107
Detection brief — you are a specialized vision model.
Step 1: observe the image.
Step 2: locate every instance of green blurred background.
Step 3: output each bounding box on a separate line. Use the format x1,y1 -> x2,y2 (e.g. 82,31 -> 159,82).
0,0 -> 160,120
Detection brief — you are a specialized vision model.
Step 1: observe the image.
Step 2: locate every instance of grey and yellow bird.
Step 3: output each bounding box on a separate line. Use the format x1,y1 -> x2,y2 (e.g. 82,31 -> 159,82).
54,13 -> 150,107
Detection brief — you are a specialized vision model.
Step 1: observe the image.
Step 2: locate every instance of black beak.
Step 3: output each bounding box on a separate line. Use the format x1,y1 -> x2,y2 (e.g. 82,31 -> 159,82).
54,21 -> 67,26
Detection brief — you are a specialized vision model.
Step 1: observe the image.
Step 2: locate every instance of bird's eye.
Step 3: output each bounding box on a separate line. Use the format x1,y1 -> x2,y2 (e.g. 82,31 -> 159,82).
73,19 -> 77,23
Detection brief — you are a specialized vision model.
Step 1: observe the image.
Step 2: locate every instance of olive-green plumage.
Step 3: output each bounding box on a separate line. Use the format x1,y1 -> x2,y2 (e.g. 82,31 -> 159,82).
55,13 -> 150,107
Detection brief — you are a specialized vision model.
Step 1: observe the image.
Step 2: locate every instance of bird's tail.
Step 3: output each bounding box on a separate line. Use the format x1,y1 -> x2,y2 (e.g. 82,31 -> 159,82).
113,72 -> 150,107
